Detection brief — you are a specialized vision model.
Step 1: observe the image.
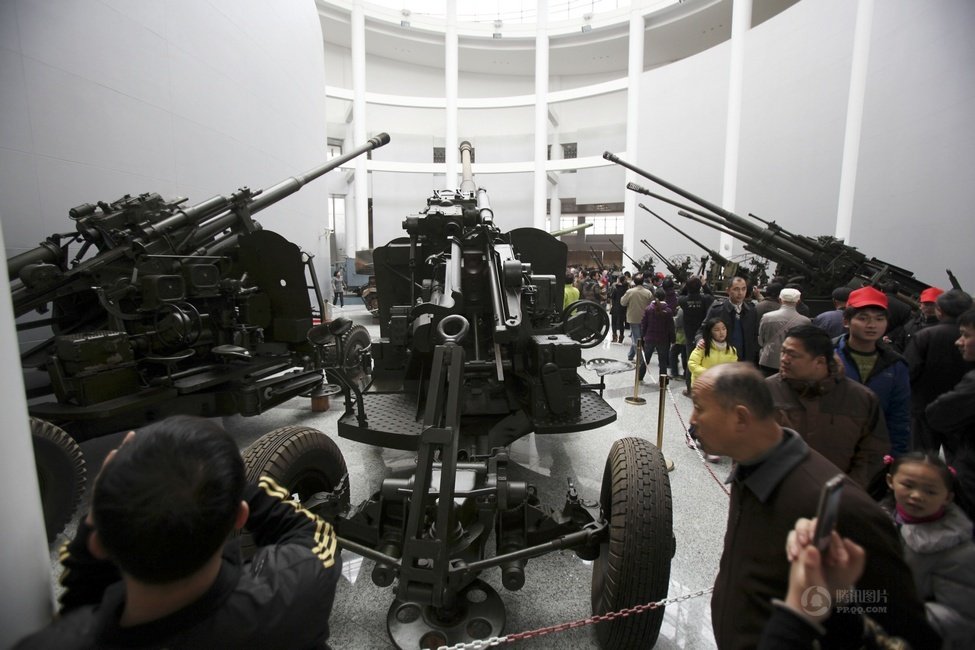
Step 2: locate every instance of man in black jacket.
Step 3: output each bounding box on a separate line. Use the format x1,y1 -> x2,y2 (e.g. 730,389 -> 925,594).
17,416 -> 341,649
698,276 -> 759,363
927,308 -> 975,521
904,289 -> 974,452
678,275 -> 714,392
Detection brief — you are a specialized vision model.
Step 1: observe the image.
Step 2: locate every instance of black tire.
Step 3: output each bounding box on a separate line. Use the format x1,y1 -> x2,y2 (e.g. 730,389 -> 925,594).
242,425 -> 349,517
591,437 -> 674,648
30,418 -> 87,542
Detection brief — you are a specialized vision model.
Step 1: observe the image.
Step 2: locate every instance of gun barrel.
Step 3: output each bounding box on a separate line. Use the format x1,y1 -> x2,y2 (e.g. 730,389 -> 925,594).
459,141 -> 476,194
607,239 -> 641,270
639,204 -> 730,267
7,241 -> 61,279
251,132 -> 389,213
639,239 -> 678,275
612,152 -> 822,265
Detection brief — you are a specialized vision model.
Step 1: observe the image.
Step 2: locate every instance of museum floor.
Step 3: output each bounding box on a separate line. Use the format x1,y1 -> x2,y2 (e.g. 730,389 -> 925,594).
69,303 -> 730,649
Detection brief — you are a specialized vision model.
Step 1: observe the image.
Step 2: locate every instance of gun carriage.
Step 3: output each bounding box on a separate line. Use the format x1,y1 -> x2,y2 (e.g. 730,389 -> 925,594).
11,135 -> 389,540
244,142 -> 675,649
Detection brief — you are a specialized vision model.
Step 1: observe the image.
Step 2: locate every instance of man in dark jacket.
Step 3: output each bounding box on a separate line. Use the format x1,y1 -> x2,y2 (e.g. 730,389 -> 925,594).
834,286 -> 912,456
905,289 -> 975,452
699,276 -> 759,363
692,363 -> 938,650
811,286 -> 852,338
16,416 -> 341,649
679,276 -> 714,391
767,325 -> 889,489
927,308 -> 975,521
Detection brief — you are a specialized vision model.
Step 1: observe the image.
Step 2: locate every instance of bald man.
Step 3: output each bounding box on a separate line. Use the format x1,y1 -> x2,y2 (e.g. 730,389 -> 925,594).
692,364 -> 937,650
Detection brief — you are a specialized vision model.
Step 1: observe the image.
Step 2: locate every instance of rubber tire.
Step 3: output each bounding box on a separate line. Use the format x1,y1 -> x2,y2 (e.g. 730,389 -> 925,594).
244,424 -> 348,515
591,437 -> 674,649
30,418 -> 87,543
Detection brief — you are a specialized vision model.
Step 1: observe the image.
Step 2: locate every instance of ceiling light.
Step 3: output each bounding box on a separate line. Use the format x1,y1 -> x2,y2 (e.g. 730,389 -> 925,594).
493,32 -> 502,39
581,24 -> 592,33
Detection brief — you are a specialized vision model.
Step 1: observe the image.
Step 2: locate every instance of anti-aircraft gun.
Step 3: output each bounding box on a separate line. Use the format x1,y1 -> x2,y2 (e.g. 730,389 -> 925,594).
242,141 -> 675,649
10,134 -> 389,539
609,152 -> 931,312
638,238 -> 690,283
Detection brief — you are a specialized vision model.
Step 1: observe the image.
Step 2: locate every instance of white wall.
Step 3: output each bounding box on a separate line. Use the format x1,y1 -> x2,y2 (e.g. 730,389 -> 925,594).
737,0 -> 857,251
635,39 -> 730,262
851,0 -> 975,287
0,1 -> 329,640
1,0 -> 331,284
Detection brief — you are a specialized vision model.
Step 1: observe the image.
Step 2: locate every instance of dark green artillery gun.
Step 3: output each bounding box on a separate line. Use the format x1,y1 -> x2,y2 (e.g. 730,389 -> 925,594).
608,151 -> 940,313
10,134 -> 388,539
243,141 -> 675,649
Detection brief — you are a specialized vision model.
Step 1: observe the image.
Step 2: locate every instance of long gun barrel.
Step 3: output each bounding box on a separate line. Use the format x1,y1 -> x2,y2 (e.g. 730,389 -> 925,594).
10,134 -> 390,315
588,247 -> 605,272
607,239 -> 642,271
638,239 -> 679,276
611,153 -> 820,267
637,204 -> 731,267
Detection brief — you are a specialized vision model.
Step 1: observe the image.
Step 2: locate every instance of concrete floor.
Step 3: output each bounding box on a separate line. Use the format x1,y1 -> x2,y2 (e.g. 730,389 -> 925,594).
66,303 -> 732,649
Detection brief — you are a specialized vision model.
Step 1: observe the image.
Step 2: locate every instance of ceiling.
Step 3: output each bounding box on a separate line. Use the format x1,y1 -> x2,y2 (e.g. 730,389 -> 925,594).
318,0 -> 800,78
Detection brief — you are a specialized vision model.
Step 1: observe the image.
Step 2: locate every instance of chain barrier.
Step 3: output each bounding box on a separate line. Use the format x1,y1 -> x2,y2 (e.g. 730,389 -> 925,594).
435,588 -> 715,650
664,383 -> 731,496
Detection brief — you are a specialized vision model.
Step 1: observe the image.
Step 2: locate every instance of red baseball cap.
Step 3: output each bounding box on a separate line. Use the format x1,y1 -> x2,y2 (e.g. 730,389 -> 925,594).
919,287 -> 944,303
847,286 -> 888,310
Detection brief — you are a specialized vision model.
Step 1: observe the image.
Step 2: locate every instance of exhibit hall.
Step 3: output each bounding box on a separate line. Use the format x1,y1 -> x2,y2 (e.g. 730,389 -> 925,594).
3,1 -> 974,647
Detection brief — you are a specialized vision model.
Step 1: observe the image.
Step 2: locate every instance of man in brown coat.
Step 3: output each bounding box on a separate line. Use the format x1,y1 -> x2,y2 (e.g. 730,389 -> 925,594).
766,324 -> 889,488
692,363 -> 937,650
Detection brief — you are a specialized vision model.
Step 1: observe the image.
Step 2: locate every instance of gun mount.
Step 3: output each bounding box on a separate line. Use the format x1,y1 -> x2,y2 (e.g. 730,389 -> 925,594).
245,142 -> 675,649
12,134 -> 388,539
611,152 -> 935,312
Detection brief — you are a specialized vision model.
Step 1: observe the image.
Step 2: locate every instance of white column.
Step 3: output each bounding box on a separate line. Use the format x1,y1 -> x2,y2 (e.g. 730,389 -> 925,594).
549,108 -> 562,228
445,0 -> 459,189
0,223 -> 55,647
623,10 -> 644,259
719,0 -> 752,259
532,0 -> 549,230
351,2 -> 369,251
835,0 -> 875,245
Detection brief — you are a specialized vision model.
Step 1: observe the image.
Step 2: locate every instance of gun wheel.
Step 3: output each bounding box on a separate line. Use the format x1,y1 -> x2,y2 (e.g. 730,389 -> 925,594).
240,426 -> 349,555
30,418 -> 87,542
591,437 -> 674,649
322,323 -> 372,382
563,299 -> 610,348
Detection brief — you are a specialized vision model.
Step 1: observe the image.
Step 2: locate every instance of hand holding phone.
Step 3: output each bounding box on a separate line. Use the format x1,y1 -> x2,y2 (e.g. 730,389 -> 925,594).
813,475 -> 845,553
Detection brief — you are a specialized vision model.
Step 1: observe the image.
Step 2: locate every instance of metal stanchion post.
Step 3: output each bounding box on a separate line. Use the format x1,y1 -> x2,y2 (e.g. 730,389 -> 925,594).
624,339 -> 646,405
656,373 -> 675,472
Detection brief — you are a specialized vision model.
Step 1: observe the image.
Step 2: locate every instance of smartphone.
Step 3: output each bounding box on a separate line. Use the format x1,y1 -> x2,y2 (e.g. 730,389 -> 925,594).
813,475 -> 845,553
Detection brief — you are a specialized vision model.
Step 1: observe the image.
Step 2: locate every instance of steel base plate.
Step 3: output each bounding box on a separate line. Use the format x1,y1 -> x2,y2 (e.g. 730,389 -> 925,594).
387,579 -> 505,650
584,357 -> 636,376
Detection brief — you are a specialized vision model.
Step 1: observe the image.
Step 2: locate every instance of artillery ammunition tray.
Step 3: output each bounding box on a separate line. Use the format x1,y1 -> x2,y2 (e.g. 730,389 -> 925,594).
338,390 -> 617,451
